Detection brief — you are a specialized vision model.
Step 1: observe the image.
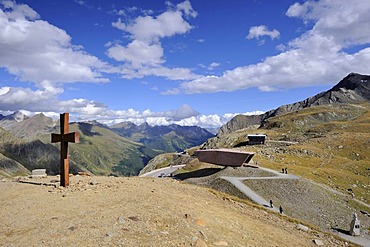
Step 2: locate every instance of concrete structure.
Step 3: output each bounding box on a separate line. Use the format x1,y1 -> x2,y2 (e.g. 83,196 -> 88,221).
350,213 -> 361,236
194,149 -> 254,167
31,169 -> 47,178
247,134 -> 266,145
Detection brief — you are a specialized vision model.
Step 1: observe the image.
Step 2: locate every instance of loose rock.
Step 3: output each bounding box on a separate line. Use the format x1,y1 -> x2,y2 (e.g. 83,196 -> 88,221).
313,239 -> 324,246
296,224 -> 310,232
213,240 -> 228,246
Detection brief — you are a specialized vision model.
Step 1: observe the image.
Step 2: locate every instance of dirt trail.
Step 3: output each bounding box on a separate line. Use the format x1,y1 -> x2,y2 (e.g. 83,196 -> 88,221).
0,176 -> 350,246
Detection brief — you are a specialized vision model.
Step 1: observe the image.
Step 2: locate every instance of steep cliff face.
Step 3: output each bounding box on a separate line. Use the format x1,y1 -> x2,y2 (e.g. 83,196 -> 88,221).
218,73 -> 370,136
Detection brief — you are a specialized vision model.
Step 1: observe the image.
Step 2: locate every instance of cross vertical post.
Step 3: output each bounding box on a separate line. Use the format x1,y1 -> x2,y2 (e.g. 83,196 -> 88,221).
51,113 -> 79,187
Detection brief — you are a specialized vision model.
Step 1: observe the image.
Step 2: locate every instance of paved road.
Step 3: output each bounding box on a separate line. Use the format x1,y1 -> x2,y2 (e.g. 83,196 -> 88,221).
139,165 -> 185,178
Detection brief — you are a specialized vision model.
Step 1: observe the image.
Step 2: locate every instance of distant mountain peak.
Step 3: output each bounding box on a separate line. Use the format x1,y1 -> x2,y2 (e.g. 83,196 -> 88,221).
9,111 -> 29,122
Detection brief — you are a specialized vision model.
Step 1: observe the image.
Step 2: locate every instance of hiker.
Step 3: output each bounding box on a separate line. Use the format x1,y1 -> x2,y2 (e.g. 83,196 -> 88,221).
279,206 -> 283,214
269,199 -> 273,208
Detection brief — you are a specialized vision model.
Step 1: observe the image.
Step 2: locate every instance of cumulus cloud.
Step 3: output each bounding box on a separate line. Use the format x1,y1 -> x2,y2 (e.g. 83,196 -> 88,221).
0,85 -> 110,117
108,0 -> 199,80
163,104 -> 199,121
118,10 -> 193,43
0,1 -> 109,87
175,0 -> 370,94
286,0 -> 370,47
0,86 -> 58,111
82,106 -> 263,129
107,40 -> 164,67
246,25 -> 280,40
72,104 -> 210,128
0,1 -> 113,120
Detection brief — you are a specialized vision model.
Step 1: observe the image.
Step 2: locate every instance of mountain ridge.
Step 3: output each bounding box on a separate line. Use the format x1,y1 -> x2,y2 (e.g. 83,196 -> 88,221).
218,73 -> 370,135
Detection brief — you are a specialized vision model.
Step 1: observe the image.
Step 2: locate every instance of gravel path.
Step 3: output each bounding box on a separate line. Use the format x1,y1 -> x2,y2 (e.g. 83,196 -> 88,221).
218,167 -> 370,247
220,167 -> 299,213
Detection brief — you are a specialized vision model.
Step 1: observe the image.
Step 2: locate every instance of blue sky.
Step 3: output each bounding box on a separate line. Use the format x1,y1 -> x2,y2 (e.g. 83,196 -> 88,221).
0,0 -> 370,128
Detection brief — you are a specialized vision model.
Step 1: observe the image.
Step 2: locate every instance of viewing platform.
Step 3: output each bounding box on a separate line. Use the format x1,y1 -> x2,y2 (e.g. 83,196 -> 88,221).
194,148 -> 255,167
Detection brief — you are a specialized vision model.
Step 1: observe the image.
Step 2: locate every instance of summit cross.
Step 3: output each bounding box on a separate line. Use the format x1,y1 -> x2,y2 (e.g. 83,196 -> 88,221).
51,113 -> 79,187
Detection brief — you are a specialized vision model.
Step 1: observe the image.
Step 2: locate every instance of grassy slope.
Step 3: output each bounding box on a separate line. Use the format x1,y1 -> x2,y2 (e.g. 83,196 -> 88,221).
215,103 -> 370,204
69,123 -> 146,176
36,123 -> 147,176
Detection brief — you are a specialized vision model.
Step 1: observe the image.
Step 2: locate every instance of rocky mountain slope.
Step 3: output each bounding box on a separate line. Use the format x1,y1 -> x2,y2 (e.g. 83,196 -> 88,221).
218,73 -> 370,135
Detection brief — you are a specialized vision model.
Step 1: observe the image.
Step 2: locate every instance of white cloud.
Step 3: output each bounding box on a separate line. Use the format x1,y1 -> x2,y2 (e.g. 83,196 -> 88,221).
197,62 -> 220,71
122,11 -> 193,43
118,64 -> 198,81
177,0 -> 370,94
0,85 -> 111,117
0,1 -> 109,88
286,0 -> 370,47
176,0 -> 198,18
246,25 -> 280,40
161,88 -> 180,95
1,0 -> 38,20
95,107 -> 263,129
0,86 -> 61,112
111,18 -> 126,30
208,62 -> 220,70
108,0 -> 199,80
163,104 -> 199,121
107,41 -> 164,67
75,104 -> 211,128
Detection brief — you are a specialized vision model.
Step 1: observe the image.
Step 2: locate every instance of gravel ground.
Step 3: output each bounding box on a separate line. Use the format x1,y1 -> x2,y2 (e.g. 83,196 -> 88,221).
0,175 -> 352,247
243,178 -> 370,232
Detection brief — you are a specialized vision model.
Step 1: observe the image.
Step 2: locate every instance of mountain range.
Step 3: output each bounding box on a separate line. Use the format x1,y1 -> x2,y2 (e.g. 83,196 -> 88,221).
0,114 -> 213,177
0,72 -> 369,179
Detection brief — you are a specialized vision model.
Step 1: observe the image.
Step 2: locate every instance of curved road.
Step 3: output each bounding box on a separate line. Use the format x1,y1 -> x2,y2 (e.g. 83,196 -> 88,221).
220,167 -> 299,213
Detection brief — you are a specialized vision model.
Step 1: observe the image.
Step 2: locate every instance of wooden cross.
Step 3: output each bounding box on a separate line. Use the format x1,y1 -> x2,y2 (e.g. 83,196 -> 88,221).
51,113 -> 79,187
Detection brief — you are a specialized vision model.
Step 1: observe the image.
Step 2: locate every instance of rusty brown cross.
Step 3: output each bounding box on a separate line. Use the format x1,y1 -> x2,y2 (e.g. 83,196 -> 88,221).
51,113 -> 79,187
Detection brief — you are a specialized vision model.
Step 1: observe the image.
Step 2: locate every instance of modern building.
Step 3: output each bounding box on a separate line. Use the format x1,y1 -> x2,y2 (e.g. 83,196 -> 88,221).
247,134 -> 266,145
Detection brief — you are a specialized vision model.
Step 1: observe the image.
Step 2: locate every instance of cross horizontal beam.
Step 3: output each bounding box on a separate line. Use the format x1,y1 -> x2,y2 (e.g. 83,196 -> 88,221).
51,132 -> 79,143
